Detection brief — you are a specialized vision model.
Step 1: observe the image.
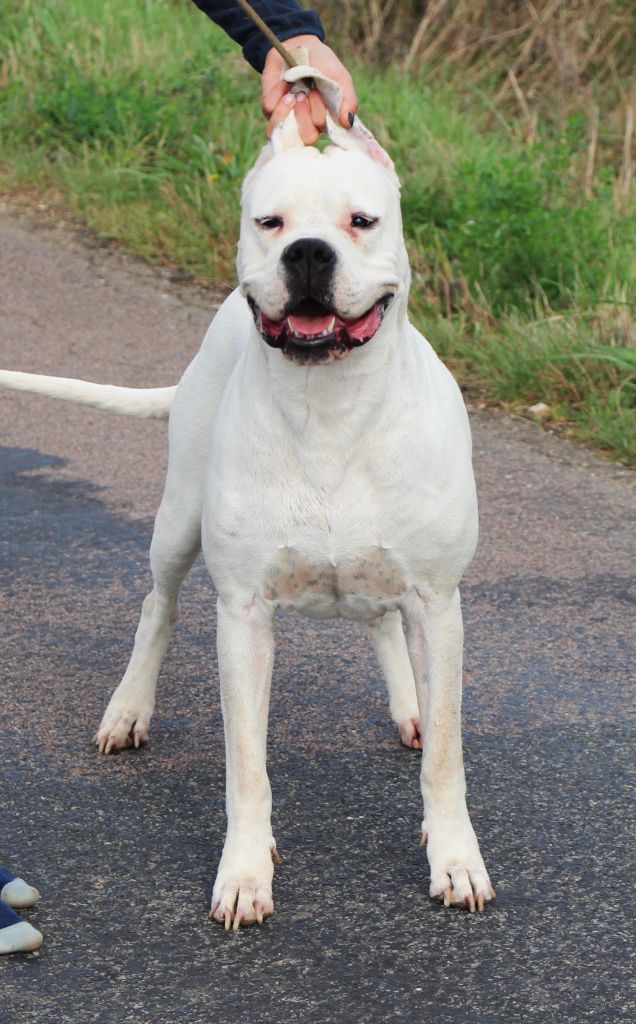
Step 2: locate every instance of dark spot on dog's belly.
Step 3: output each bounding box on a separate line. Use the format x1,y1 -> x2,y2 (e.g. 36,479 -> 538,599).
263,548 -> 406,602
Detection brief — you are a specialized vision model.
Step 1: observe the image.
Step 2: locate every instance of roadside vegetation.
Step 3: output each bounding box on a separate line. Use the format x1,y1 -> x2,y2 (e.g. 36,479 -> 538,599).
0,0 -> 634,463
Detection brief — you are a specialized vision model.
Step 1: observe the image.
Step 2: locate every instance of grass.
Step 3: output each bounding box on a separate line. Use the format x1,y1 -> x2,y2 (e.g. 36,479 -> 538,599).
0,0 -> 634,464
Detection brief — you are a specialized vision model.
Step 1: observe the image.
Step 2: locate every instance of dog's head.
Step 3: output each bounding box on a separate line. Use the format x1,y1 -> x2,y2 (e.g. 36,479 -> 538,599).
238,77 -> 409,366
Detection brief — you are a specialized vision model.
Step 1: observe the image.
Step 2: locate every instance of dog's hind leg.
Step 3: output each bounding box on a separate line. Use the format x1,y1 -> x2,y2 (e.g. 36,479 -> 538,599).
95,499 -> 201,754
368,610 -> 422,749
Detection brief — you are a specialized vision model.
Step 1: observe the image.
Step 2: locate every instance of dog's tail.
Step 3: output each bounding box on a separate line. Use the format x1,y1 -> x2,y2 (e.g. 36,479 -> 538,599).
0,370 -> 175,420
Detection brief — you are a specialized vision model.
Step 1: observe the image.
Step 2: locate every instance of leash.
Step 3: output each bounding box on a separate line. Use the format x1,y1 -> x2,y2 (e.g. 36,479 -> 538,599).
234,0 -> 314,95
234,0 -> 299,68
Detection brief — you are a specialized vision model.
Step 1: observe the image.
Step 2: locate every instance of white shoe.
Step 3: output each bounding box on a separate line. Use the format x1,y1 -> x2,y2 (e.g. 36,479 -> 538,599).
1,877 -> 41,909
0,920 -> 43,954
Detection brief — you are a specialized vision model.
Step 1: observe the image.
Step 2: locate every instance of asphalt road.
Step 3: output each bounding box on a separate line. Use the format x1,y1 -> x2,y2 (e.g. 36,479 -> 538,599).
0,205 -> 634,1024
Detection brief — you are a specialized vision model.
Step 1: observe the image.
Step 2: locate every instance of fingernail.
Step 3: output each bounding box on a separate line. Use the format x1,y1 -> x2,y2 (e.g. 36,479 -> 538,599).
295,92 -> 307,103
347,112 -> 355,127
283,93 -> 295,106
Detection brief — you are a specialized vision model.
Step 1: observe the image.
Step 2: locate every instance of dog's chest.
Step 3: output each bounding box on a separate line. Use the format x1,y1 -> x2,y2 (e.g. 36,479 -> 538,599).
260,544 -> 407,620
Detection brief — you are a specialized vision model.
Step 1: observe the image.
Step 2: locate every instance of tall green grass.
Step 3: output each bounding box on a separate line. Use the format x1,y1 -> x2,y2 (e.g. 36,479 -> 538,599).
1,0 -> 634,463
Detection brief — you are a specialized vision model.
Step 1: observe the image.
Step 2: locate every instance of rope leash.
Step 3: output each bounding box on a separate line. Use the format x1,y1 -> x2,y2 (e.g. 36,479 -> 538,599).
234,0 -> 300,68
234,0 -> 314,95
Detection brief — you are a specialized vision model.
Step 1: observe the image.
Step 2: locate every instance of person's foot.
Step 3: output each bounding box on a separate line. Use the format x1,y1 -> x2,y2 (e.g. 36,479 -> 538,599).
0,900 -> 43,954
0,867 -> 41,909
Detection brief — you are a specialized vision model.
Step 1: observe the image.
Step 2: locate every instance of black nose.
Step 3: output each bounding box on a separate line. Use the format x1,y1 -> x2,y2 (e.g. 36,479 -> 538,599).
282,237 -> 336,288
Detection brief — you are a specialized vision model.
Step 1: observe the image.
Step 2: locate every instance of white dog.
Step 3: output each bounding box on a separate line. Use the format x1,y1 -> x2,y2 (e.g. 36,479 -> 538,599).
0,70 -> 494,928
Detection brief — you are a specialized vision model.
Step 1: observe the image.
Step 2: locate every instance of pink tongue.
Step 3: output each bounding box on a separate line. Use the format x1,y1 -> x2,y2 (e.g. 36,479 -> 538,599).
346,305 -> 382,340
288,314 -> 334,337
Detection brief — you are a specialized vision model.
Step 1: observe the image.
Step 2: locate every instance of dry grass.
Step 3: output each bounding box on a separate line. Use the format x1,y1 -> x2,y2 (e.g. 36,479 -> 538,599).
327,1 -> 634,94
326,1 -> 635,187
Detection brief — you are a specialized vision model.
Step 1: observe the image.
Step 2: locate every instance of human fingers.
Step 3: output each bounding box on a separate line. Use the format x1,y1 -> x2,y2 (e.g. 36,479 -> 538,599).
266,92 -> 296,138
266,92 -> 319,144
261,48 -> 286,114
335,69 -> 358,129
307,90 -> 327,133
262,76 -> 289,118
293,92 -> 320,144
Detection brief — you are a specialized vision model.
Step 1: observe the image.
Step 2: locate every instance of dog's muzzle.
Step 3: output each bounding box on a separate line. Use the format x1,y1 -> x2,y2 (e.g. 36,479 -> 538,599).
247,236 -> 394,364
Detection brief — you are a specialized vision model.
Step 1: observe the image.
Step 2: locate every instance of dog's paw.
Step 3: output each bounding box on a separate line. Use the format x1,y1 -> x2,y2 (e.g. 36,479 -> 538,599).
397,715 -> 422,749
209,840 -> 278,931
94,701 -> 153,754
423,814 -> 494,912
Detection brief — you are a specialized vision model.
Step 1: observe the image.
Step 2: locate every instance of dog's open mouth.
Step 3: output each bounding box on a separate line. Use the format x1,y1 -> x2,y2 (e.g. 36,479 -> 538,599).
248,295 -> 393,364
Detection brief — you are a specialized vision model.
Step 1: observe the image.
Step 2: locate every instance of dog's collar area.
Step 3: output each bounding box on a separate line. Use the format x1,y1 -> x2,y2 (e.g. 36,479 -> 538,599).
247,294 -> 393,365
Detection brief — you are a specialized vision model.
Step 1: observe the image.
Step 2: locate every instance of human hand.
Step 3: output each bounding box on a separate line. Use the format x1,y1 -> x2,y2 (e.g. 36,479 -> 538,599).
261,35 -> 358,144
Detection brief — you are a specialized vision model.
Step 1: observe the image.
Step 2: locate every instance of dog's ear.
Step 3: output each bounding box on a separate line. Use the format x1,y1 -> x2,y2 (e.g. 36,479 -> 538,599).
282,65 -> 397,181
270,109 -> 305,155
241,111 -> 305,197
325,112 -> 397,179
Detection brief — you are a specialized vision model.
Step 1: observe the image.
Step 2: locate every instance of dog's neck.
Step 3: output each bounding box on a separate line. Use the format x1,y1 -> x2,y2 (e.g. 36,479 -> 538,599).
247,304 -> 412,462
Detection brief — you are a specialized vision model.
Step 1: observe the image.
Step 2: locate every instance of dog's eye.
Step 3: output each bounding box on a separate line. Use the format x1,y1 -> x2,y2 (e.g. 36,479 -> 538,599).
351,214 -> 378,230
256,216 -> 284,230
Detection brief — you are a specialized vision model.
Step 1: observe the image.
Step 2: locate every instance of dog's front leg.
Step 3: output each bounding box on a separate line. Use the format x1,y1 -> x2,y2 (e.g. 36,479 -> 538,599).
210,595 -> 278,931
402,588 -> 495,912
